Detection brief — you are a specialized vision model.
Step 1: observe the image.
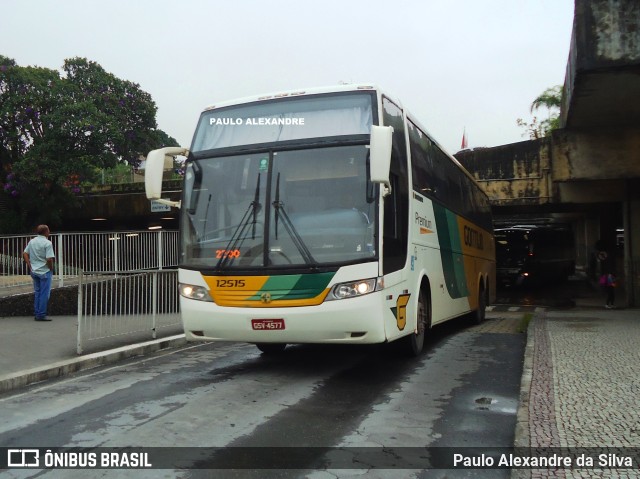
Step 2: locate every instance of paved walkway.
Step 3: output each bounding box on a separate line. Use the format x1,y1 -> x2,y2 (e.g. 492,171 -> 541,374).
513,291 -> 640,478
0,314 -> 186,393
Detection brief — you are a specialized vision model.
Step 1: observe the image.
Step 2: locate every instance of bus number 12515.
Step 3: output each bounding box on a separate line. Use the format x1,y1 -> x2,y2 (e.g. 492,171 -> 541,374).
216,279 -> 246,288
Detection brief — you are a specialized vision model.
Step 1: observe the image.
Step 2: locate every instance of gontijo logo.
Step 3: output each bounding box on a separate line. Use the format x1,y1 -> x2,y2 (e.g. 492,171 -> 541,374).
463,225 -> 484,250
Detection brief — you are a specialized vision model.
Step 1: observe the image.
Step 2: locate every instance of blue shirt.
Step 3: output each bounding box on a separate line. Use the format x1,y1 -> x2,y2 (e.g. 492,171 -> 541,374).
24,235 -> 55,275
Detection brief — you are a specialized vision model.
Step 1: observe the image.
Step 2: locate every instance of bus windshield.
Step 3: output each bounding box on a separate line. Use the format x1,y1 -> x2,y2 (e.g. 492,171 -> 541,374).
191,93 -> 373,151
495,229 -> 531,264
181,145 -> 377,270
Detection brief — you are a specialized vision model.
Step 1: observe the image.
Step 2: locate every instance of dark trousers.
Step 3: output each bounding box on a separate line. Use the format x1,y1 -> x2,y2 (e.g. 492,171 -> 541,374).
605,285 -> 615,306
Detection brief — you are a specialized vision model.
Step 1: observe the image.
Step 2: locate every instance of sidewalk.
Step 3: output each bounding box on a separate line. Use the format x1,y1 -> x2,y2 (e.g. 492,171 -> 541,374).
0,314 -> 186,393
513,290 -> 640,478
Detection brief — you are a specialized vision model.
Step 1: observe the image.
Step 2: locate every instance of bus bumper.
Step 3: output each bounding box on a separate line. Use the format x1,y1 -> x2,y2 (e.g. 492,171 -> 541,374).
179,294 -> 388,345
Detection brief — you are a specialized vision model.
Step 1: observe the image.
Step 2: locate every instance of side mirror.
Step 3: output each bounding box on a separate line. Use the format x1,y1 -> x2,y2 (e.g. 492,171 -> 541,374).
369,126 -> 393,195
145,147 -> 189,206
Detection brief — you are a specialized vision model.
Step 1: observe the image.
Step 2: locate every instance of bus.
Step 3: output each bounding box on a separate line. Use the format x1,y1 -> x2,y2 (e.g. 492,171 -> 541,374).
495,225 -> 575,286
145,84 -> 495,356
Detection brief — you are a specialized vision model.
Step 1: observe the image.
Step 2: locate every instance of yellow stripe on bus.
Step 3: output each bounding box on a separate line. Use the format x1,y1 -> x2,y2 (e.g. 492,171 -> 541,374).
202,275 -> 332,308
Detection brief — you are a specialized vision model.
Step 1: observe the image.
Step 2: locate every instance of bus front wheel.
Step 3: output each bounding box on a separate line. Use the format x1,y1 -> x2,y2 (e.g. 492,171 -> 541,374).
401,289 -> 429,357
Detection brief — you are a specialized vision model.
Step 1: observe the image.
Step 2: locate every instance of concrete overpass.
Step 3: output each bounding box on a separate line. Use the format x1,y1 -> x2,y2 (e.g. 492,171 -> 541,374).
456,0 -> 640,306
64,180 -> 181,232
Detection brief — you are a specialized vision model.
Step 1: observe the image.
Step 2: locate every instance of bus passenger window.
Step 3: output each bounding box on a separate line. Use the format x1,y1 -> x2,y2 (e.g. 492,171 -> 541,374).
383,175 -> 399,239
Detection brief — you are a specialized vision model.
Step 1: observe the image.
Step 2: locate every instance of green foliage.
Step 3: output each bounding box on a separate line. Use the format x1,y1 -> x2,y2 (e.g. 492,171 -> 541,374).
530,86 -> 563,112
0,202 -> 24,233
0,55 -> 178,231
517,85 -> 563,140
95,163 -> 136,185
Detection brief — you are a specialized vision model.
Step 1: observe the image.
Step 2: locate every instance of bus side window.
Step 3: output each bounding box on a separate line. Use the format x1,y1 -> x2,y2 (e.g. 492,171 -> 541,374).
409,121 -> 436,198
383,174 -> 399,239
382,97 -> 409,274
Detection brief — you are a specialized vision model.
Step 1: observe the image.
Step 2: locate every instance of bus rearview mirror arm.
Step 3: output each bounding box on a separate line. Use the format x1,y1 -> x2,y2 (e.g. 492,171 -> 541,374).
145,146 -> 190,208
369,126 -> 393,197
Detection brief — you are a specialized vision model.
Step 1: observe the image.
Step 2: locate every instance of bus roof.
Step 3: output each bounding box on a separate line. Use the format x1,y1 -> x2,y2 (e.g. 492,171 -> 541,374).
202,83 -> 390,112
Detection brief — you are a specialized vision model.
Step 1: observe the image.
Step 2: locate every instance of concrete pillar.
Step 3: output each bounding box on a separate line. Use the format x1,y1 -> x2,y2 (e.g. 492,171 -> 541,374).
593,204 -> 621,280
598,204 -> 619,254
623,181 -> 640,307
584,214 -> 601,280
574,217 -> 586,269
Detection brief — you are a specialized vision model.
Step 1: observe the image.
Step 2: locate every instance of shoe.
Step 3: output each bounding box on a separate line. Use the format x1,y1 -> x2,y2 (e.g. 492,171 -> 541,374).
605,305 -> 613,309
34,317 -> 52,321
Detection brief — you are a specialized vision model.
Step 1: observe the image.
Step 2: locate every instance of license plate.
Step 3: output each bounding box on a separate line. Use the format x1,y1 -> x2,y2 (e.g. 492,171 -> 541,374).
251,319 -> 285,330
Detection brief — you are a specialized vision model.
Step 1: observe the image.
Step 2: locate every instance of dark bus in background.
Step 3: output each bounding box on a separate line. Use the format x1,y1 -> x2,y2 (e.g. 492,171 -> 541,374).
495,225 -> 575,286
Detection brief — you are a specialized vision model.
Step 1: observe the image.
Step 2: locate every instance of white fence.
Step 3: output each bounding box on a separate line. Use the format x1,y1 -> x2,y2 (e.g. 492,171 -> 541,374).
77,269 -> 182,354
0,230 -> 179,289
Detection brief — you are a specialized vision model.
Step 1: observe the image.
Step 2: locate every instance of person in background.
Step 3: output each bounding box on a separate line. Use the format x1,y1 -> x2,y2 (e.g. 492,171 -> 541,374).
23,224 -> 55,321
601,271 -> 617,309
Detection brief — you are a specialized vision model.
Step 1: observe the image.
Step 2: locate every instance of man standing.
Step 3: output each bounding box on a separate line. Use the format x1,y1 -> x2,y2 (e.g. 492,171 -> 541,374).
23,225 -> 55,321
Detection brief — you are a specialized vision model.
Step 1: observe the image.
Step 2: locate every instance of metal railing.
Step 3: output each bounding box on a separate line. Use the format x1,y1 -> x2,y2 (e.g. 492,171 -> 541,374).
0,230 -> 179,290
76,269 -> 182,354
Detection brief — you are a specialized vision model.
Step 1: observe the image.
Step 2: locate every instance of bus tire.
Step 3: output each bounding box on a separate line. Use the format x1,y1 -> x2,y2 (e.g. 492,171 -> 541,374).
401,288 -> 430,357
471,284 -> 487,325
255,343 -> 287,355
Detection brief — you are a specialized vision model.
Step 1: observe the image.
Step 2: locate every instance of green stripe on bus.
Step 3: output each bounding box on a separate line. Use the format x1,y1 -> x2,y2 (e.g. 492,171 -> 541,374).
433,204 -> 469,299
249,272 -> 335,301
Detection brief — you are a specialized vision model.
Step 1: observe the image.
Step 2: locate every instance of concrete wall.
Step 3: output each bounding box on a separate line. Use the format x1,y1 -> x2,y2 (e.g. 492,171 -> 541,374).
551,127 -> 640,183
623,180 -> 640,305
562,0 -> 640,129
455,139 -> 552,206
455,131 -> 640,206
579,0 -> 640,67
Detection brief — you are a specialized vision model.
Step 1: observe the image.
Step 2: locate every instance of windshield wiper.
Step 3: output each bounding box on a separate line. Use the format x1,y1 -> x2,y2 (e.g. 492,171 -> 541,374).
215,174 -> 261,270
272,173 -> 316,266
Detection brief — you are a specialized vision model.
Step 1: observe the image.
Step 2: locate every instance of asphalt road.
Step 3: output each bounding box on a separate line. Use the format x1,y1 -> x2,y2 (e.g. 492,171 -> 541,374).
0,314 -> 526,479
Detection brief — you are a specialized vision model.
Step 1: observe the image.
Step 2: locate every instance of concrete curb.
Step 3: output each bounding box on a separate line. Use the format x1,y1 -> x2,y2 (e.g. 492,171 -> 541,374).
0,334 -> 187,394
510,310 -> 538,479
513,313 -> 535,448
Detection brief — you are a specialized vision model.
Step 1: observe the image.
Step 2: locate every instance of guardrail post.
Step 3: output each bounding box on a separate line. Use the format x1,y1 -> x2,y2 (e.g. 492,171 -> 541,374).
112,233 -> 120,276
158,231 -> 164,271
57,233 -> 64,287
151,271 -> 158,339
77,269 -> 84,355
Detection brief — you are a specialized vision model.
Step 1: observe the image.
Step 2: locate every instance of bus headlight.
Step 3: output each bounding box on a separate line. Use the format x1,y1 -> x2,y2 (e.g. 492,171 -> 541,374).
328,277 -> 383,300
179,283 -> 213,302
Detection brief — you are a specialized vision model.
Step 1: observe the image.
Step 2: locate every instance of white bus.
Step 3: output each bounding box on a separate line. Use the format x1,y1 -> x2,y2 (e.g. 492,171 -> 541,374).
145,84 -> 495,356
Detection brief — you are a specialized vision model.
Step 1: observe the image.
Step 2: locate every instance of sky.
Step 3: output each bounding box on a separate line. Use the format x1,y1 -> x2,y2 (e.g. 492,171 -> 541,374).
2,0 -> 575,154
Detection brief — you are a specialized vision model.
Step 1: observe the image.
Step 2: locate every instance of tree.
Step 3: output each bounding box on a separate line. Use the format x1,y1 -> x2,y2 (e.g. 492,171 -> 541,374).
517,85 -> 563,140
0,56 -> 178,231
